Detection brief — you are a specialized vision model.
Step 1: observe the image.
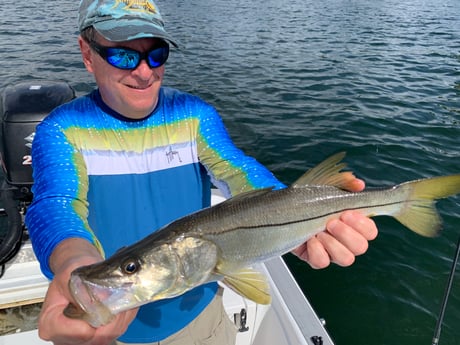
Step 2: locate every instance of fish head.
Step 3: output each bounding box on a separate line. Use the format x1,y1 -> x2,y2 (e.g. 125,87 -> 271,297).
65,236 -> 220,327
66,242 -> 182,327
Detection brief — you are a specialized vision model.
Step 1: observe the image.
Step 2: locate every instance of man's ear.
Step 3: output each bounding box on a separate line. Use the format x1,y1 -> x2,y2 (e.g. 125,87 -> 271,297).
79,36 -> 95,73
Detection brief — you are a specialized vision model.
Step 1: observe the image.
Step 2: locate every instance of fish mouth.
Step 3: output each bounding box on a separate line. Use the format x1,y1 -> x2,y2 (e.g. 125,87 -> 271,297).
67,274 -> 117,327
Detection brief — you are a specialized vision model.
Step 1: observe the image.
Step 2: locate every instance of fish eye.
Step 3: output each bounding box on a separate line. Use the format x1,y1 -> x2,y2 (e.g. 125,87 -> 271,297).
122,259 -> 140,274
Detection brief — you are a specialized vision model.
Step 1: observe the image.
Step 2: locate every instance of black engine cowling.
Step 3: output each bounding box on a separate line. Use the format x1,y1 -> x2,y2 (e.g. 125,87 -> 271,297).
0,81 -> 75,192
0,80 -> 75,271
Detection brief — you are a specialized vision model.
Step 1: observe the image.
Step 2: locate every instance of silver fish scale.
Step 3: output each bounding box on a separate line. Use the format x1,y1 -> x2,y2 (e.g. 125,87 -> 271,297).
178,185 -> 408,266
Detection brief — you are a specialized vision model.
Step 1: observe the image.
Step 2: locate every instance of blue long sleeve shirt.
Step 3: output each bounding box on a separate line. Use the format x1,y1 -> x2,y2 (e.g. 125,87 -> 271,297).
25,87 -> 284,342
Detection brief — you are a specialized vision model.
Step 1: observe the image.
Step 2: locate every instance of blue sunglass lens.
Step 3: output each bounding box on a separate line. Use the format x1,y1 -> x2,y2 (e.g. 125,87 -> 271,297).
104,46 -> 169,70
148,46 -> 169,68
106,48 -> 140,69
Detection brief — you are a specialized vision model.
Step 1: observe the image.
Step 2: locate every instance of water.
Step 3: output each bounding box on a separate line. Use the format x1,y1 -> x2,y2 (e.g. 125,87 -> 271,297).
1,0 -> 459,344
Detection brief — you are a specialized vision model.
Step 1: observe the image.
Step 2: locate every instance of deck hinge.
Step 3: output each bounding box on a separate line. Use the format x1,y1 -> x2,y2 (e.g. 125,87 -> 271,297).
234,308 -> 249,332
311,335 -> 323,345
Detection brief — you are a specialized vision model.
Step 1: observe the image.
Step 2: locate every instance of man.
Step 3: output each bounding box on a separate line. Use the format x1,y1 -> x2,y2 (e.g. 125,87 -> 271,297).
25,0 -> 378,344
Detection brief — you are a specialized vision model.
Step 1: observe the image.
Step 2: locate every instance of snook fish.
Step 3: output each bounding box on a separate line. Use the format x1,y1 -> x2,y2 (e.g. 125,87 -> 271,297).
64,152 -> 460,327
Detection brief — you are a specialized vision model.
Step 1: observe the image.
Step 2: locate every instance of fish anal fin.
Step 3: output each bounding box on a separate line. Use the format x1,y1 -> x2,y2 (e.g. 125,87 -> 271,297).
292,152 -> 356,189
218,267 -> 271,305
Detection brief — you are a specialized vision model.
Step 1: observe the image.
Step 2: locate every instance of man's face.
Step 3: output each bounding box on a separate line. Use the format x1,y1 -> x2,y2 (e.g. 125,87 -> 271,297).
79,34 -> 166,119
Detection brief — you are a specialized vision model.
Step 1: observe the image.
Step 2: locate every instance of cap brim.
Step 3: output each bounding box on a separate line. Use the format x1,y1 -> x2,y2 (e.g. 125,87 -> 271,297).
94,19 -> 179,48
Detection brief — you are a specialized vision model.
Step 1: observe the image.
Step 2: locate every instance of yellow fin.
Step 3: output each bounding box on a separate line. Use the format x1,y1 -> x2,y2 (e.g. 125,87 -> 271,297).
394,200 -> 442,237
395,175 -> 460,237
292,152 -> 356,189
225,187 -> 273,202
219,267 -> 271,304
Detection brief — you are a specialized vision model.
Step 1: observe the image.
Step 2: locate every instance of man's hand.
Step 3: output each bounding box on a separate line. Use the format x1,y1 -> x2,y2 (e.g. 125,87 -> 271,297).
292,178 -> 378,269
38,238 -> 138,345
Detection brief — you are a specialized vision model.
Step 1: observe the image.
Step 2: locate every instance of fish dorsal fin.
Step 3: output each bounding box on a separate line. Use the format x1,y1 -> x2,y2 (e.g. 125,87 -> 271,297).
218,267 -> 271,305
292,152 -> 356,189
226,187 -> 274,202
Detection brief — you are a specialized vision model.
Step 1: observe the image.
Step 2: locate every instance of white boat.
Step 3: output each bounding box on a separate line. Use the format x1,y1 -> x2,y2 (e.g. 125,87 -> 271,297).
0,81 -> 335,345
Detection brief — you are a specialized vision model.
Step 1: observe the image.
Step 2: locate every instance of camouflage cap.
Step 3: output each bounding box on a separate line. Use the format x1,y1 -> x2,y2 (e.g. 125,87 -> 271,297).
78,0 -> 178,47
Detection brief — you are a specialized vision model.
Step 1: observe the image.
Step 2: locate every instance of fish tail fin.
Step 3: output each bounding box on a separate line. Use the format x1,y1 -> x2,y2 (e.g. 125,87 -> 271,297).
219,267 -> 271,304
395,175 -> 460,237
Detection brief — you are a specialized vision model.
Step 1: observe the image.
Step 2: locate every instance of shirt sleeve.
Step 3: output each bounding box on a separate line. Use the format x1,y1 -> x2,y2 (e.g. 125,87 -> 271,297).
196,101 -> 286,197
25,112 -> 103,279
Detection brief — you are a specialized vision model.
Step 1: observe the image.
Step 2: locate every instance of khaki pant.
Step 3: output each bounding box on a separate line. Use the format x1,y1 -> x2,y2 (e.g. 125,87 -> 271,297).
116,288 -> 237,345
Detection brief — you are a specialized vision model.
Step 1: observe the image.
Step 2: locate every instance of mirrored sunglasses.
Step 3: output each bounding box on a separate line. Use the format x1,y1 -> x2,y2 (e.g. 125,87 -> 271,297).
89,40 -> 170,70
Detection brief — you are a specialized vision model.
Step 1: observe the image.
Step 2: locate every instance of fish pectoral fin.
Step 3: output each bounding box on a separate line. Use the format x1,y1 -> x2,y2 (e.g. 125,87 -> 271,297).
292,151 -> 356,190
219,267 -> 271,305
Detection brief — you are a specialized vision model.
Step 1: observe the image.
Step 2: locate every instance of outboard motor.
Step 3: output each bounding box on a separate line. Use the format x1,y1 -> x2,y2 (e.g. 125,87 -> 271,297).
0,81 -> 75,275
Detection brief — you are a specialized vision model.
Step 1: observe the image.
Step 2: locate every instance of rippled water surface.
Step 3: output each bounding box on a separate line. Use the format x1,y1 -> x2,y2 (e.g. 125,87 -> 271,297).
1,0 -> 459,344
